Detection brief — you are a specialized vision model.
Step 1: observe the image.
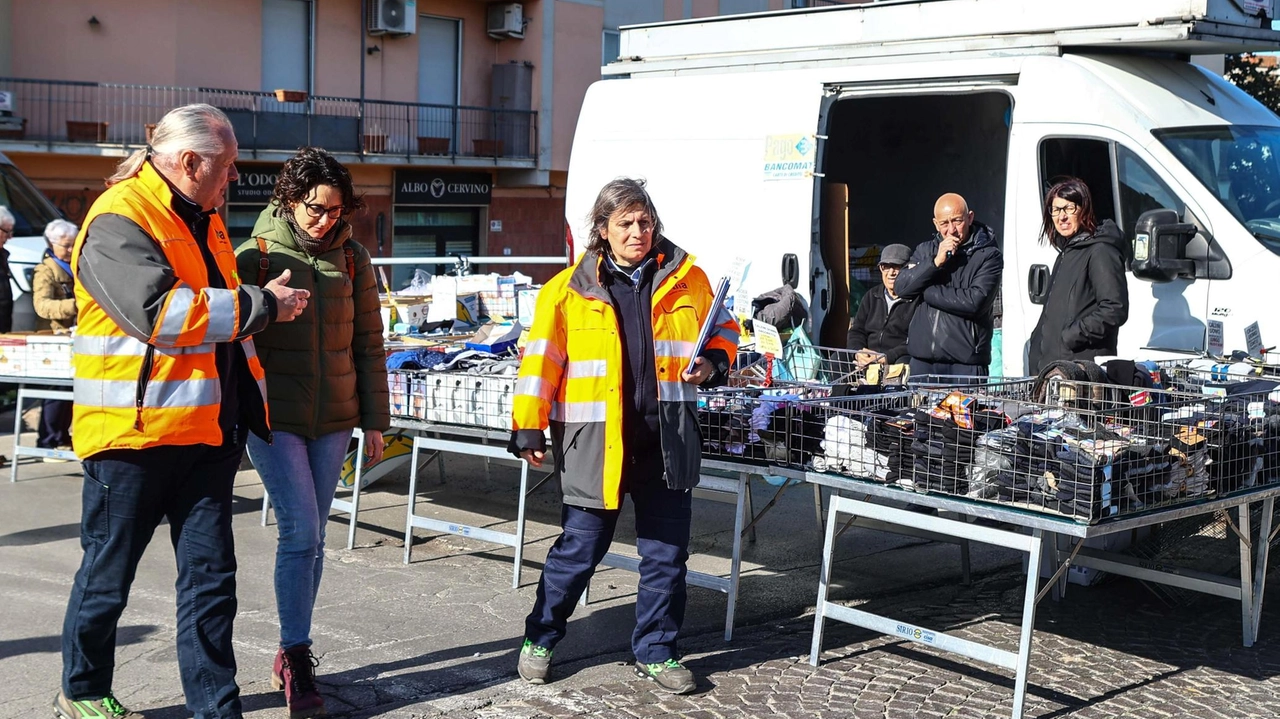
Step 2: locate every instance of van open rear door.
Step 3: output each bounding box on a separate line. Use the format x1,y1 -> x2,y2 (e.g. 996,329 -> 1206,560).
566,71 -> 824,317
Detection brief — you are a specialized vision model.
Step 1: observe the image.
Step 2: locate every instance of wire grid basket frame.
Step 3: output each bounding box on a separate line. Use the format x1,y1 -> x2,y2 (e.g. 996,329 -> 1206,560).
730,344 -> 911,388
389,368 -> 516,431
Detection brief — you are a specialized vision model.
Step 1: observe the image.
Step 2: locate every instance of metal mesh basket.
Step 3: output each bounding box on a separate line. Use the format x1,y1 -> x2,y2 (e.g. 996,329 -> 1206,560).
389,368 -> 516,431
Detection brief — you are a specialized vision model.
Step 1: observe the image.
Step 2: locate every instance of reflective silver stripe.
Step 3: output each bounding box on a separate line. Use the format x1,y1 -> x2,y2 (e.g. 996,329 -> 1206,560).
256,377 -> 268,401
658,380 -> 697,403
548,400 -> 606,423
515,375 -> 552,400
654,339 -> 696,359
713,305 -> 736,326
523,338 -> 566,366
241,337 -> 259,362
74,334 -> 213,358
155,286 -> 196,346
565,359 -> 608,379
711,325 -> 740,345
203,288 -> 239,343
75,377 -> 221,409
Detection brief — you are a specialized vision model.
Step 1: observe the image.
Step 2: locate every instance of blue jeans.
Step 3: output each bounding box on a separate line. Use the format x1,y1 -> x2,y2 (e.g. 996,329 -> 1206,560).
61,439 -> 245,719
247,429 -> 351,650
525,478 -> 693,664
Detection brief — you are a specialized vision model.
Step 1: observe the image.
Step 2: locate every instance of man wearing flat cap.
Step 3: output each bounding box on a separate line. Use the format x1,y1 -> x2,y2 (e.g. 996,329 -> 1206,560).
847,243 -> 918,368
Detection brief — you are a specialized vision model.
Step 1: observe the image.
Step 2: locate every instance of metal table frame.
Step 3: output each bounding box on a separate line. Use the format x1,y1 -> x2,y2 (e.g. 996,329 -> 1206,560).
261,428 -> 369,552
7,375 -> 76,479
802,469 -> 1280,719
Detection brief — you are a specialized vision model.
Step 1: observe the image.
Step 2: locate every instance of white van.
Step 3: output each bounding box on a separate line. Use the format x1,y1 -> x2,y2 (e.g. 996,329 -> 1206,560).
0,150 -> 63,331
565,0 -> 1280,375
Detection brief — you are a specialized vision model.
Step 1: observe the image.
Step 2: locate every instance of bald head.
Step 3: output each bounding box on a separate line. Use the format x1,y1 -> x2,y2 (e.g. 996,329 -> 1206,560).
933,192 -> 974,243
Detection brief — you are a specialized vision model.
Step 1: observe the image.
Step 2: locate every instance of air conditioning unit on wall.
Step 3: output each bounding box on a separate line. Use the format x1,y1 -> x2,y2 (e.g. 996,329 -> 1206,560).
368,0 -> 417,37
487,3 -> 524,40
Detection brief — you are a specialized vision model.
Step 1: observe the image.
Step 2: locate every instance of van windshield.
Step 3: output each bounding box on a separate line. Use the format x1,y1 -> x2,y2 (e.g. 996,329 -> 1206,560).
1156,125 -> 1280,254
0,162 -> 60,236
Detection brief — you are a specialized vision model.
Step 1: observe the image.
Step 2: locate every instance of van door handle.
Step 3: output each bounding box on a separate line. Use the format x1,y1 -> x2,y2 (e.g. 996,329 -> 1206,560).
1028,264 -> 1050,305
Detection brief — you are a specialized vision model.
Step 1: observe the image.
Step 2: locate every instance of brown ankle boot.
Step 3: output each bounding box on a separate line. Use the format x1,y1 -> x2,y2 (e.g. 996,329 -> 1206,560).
271,645 -> 326,718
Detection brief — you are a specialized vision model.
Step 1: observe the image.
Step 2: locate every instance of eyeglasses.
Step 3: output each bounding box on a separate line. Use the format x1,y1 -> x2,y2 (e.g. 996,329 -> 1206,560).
301,201 -> 346,220
1050,204 -> 1079,217
878,264 -> 902,273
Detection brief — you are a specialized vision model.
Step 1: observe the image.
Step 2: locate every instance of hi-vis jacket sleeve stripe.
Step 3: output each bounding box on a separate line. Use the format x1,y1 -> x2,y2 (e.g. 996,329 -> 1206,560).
705,302 -> 740,356
512,289 -> 569,432
77,214 -> 266,349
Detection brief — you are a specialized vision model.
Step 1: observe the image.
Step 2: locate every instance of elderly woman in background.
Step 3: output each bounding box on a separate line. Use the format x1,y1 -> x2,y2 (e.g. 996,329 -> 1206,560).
32,218 -> 78,456
0,205 -> 14,334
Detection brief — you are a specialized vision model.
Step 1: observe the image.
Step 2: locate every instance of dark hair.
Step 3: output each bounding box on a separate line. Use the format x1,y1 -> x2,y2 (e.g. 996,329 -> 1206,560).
584,177 -> 663,254
1040,177 -> 1098,246
272,146 -> 366,214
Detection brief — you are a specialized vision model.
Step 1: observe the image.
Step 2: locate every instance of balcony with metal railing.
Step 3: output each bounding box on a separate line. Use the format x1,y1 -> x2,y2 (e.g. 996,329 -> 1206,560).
0,77 -> 538,167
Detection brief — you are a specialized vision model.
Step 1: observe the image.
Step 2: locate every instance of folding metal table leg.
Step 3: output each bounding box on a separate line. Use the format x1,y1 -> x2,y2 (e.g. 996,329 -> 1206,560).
1011,529 -> 1045,719
809,500 -> 841,666
345,430 -> 366,551
744,477 -> 757,543
261,491 -> 271,527
8,383 -> 22,483
724,471 -> 748,641
404,437 -> 422,565
1253,496 -> 1274,644
513,458 -> 529,589
1239,501 -> 1256,648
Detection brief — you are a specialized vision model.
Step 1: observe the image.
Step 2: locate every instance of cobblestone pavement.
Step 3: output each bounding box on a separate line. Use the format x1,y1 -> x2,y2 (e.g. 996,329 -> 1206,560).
443,568 -> 1280,719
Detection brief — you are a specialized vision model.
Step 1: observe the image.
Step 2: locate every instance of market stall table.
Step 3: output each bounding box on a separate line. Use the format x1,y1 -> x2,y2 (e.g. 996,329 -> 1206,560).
7,375 -> 76,479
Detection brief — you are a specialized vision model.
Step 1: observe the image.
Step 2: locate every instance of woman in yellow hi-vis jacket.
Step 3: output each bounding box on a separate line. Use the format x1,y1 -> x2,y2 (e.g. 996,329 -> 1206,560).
508,178 -> 739,695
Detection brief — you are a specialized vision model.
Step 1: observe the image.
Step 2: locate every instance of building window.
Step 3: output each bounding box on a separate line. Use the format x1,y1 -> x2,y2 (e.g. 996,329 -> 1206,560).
262,0 -> 312,95
603,30 -> 620,65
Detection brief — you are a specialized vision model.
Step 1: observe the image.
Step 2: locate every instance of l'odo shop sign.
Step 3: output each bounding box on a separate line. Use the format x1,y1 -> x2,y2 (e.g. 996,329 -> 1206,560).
227,164 -> 283,204
395,170 -> 492,206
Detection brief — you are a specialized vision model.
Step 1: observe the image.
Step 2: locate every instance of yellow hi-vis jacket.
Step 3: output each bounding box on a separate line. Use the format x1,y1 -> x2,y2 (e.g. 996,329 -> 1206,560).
71,162 -> 271,459
511,239 -> 739,509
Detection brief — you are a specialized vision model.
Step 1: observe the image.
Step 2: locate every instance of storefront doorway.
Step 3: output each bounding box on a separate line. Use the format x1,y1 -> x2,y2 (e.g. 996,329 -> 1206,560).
391,169 -> 490,290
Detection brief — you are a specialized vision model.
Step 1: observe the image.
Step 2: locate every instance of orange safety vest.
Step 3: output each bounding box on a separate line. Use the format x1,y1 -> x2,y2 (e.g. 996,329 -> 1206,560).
71,163 -> 269,458
512,240 -> 739,509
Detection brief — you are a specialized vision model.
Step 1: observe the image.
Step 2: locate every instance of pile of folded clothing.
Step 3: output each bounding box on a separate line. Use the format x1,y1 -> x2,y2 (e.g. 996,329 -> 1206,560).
909,391 -> 1008,494
811,413 -> 890,481
866,407 -> 916,484
699,390 -> 828,466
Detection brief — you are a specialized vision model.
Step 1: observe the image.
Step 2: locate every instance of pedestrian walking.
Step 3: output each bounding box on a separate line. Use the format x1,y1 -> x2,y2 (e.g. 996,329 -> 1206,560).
509,178 -> 739,694
1028,177 -> 1129,372
55,103 -> 309,719
235,146 -> 390,719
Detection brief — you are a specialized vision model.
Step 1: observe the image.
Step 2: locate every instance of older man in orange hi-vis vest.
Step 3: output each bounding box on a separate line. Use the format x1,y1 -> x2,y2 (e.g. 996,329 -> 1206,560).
508,178 -> 739,695
54,104 -> 309,719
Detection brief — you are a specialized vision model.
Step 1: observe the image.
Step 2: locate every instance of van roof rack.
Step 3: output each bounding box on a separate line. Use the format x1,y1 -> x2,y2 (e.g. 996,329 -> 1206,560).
609,0 -> 1280,76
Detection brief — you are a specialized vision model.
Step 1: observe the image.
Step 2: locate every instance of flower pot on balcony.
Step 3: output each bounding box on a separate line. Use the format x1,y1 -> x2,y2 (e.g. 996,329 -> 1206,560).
363,133 -> 387,154
0,117 -> 27,140
144,123 -> 157,144
472,139 -> 504,157
274,89 -> 308,103
67,120 -> 109,143
417,136 -> 450,155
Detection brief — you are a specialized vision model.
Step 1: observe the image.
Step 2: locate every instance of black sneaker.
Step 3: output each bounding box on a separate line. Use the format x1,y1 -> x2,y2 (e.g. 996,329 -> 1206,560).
634,659 -> 696,694
53,692 -> 145,718
517,639 -> 552,684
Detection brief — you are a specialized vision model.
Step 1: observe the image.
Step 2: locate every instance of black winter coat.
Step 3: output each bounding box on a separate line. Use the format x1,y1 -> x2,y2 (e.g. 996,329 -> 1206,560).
846,288 -> 917,363
1029,220 -> 1129,373
895,223 -> 1003,366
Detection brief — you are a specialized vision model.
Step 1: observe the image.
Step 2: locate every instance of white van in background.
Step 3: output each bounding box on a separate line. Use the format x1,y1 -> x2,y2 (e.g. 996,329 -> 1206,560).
565,0 -> 1280,375
0,150 -> 63,331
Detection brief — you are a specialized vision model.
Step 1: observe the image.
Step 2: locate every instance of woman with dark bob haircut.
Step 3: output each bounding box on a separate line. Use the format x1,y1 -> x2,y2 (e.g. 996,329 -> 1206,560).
1028,177 -> 1129,372
234,147 -> 389,717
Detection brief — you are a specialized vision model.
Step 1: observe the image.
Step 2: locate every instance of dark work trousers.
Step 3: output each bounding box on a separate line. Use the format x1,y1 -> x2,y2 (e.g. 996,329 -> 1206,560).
525,462 -> 693,664
38,398 -> 73,448
910,359 -> 989,383
61,436 -> 247,719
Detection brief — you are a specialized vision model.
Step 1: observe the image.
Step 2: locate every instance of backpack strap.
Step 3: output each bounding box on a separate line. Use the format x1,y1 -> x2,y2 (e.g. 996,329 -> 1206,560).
256,236 -> 270,287
344,244 -> 356,282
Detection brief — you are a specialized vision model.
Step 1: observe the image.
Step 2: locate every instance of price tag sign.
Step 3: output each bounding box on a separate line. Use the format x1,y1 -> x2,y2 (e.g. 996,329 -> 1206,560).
755,320 -> 783,357
1207,320 -> 1224,357
427,277 -> 458,322
728,256 -> 751,318
1245,321 -> 1264,358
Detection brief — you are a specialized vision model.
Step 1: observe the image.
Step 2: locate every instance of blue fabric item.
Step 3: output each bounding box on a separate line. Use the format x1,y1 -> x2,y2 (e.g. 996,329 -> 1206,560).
247,429 -> 351,649
48,249 -> 74,278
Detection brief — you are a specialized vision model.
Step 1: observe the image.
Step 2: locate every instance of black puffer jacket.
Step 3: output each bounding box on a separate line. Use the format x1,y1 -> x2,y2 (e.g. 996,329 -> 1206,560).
895,222 -> 1003,366
1029,220 -> 1129,373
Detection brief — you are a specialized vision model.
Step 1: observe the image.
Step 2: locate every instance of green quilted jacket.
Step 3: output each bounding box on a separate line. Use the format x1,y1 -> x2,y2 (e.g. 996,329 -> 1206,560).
235,206 -> 390,438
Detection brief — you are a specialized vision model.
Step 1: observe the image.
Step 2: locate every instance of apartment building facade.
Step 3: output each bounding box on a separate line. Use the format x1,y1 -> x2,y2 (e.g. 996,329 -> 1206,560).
0,0 -> 855,282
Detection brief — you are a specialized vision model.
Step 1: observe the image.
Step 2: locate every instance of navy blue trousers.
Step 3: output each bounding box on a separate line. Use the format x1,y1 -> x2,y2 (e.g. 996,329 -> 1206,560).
61,438 -> 245,719
525,476 -> 693,664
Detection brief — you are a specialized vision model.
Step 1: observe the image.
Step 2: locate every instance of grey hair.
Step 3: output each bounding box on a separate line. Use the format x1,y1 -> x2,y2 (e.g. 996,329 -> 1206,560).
584,177 -> 663,255
106,104 -> 233,186
0,205 -> 13,229
44,219 -> 79,245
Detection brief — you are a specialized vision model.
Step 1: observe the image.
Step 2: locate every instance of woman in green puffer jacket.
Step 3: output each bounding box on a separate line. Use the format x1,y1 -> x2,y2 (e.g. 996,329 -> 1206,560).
234,147 -> 389,718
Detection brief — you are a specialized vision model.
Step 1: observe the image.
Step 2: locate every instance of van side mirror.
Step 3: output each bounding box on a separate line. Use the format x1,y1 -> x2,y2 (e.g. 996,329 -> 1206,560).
1027,264 -> 1050,305
1131,209 -> 1196,283
781,253 -> 799,289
